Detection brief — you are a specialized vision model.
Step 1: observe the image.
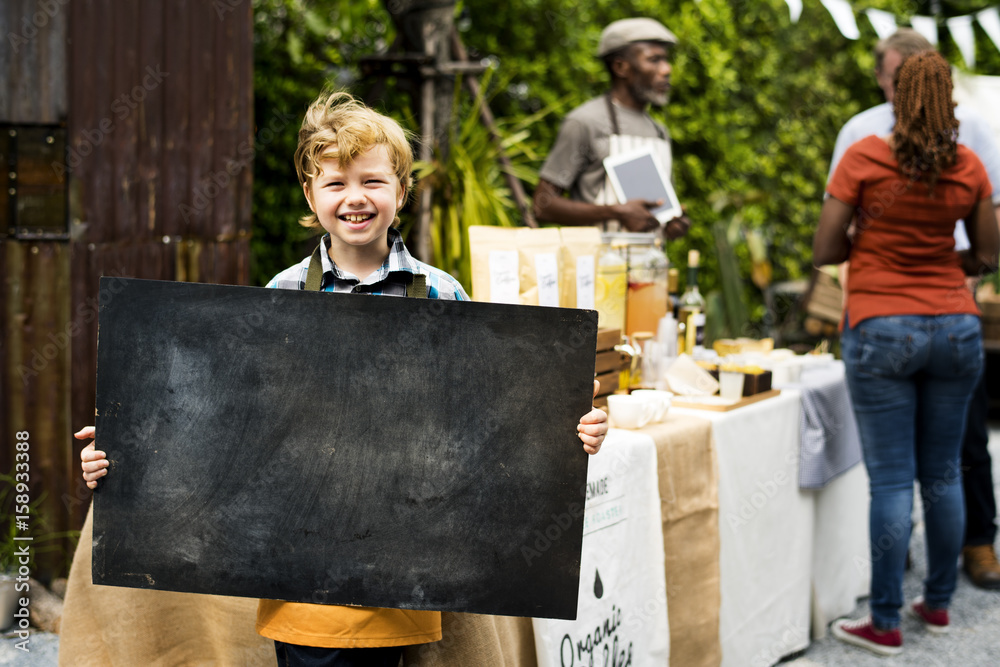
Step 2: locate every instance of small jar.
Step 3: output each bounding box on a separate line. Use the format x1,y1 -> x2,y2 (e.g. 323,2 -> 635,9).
595,242 -> 627,331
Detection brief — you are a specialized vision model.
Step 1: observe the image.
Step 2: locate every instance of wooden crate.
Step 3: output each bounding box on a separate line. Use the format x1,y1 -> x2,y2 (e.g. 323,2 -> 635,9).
980,295 -> 1000,342
594,328 -> 626,408
805,270 -> 843,324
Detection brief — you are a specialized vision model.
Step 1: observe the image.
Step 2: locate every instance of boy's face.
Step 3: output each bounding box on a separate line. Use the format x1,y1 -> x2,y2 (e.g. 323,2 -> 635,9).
303,145 -> 405,261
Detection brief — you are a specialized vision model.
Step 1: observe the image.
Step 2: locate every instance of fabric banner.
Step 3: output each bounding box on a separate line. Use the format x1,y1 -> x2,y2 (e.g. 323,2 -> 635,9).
533,429 -> 669,667
947,15 -> 977,68
784,0 -> 803,24
977,7 -> 1000,55
911,15 -> 939,45
821,0 -> 861,40
865,8 -> 897,40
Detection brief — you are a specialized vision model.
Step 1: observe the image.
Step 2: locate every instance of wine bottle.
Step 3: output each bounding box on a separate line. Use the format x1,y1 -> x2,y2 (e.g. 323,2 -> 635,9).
677,250 -> 706,354
667,267 -> 680,319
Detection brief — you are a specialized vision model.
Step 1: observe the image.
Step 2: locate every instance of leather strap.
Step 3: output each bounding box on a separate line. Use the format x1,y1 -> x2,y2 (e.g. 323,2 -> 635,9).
304,242 -> 428,298
304,244 -> 324,292
407,273 -> 428,299
604,92 -> 666,141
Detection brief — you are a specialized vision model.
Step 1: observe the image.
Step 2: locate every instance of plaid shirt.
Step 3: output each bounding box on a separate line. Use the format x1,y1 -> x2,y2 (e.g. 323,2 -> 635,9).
266,228 -> 468,300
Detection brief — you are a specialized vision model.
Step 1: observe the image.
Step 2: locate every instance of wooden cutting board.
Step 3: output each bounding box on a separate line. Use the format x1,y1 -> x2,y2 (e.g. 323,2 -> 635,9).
672,389 -> 782,412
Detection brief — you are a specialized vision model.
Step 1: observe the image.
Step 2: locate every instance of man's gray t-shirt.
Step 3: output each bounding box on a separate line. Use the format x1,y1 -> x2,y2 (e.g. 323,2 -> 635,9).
539,96 -> 670,204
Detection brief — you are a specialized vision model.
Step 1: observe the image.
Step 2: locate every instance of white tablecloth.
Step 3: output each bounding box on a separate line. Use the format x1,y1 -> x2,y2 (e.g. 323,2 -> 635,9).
806,461 -> 870,638
676,392 -> 813,667
532,428 -> 670,666
787,361 -> 870,638
673,381 -> 870,664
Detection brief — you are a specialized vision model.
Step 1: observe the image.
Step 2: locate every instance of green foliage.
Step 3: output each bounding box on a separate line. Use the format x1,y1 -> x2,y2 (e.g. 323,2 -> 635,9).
251,0 -> 401,285
251,0 -> 1000,330
414,70 -> 563,287
460,0 -> 1000,324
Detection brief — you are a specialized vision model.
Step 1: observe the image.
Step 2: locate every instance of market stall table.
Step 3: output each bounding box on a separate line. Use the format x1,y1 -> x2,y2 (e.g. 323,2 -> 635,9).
640,415 -> 721,667
532,414 -> 721,667
673,391 -> 814,667
532,428 -> 671,666
789,360 -> 870,638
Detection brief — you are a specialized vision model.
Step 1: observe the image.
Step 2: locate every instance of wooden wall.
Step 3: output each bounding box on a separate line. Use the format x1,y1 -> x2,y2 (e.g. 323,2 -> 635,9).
0,0 -> 253,580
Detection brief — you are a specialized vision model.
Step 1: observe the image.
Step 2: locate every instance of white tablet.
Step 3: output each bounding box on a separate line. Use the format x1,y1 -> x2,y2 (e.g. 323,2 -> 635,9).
603,147 -> 682,224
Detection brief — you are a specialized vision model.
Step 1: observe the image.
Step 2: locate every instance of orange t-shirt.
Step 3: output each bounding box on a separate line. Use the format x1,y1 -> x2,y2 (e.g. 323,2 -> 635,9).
256,599 -> 441,648
827,135 -> 992,327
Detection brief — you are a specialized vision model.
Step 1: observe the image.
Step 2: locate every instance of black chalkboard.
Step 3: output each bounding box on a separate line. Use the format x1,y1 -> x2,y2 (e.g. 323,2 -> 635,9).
92,277 -> 597,620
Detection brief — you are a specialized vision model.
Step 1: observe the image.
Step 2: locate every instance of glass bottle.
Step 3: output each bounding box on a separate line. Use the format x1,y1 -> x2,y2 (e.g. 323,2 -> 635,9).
595,242 -> 627,332
629,331 -> 655,389
677,249 -> 707,354
667,268 -> 681,319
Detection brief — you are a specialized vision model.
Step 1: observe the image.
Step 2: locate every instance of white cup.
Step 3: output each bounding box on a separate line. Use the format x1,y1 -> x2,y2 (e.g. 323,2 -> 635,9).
718,370 -> 745,401
607,394 -> 657,430
631,389 -> 672,422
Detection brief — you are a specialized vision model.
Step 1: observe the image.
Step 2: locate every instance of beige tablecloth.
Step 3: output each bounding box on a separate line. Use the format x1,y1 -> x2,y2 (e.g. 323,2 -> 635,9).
60,414 -> 720,666
675,392 -> 811,667
642,416 -> 721,667
60,505 -> 273,667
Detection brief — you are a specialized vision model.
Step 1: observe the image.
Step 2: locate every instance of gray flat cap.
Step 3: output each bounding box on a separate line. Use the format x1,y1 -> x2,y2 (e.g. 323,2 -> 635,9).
597,18 -> 678,58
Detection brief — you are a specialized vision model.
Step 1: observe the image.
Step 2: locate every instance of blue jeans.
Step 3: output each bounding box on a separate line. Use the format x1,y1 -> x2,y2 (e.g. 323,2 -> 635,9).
842,314 -> 983,629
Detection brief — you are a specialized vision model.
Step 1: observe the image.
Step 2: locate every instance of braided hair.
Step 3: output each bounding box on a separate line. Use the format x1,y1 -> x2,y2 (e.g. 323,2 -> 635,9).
891,51 -> 959,194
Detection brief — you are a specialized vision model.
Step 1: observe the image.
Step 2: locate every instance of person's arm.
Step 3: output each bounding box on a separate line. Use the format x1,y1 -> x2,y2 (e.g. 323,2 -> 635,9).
77,426 -> 108,489
577,380 -> 608,455
813,196 -> 855,267
532,178 -> 664,232
959,199 -> 1000,276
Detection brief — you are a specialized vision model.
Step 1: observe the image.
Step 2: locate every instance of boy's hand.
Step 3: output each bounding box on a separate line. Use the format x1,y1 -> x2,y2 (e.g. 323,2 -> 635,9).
76,426 -> 108,489
578,380 -> 608,455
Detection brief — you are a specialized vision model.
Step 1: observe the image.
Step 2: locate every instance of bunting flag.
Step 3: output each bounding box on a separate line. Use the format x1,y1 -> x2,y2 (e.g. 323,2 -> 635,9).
805,3 -> 1000,69
978,7 -> 1000,55
821,0 -> 861,40
911,15 -> 939,46
784,0 -> 803,24
865,8 -> 897,40
947,15 -> 977,68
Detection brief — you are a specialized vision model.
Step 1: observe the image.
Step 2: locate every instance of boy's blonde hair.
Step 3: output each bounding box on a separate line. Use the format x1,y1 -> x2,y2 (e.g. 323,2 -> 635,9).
294,90 -> 414,229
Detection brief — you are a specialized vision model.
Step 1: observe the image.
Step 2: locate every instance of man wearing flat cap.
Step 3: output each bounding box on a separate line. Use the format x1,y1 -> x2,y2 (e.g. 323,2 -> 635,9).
533,17 -> 690,238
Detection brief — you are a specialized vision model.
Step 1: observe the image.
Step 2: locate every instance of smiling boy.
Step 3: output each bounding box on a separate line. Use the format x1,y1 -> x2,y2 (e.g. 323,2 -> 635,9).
267,91 -> 610,664
266,91 -> 469,300
79,90 -> 607,667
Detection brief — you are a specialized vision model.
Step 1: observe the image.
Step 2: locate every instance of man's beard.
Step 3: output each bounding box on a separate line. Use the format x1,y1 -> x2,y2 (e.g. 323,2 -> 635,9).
630,82 -> 669,107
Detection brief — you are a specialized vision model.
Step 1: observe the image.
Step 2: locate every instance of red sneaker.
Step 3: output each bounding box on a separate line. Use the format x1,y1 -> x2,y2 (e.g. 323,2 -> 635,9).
908,596 -> 950,634
831,615 -> 903,656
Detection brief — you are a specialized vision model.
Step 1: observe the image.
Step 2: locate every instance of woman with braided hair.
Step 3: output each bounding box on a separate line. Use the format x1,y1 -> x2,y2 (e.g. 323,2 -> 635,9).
814,50 -> 999,657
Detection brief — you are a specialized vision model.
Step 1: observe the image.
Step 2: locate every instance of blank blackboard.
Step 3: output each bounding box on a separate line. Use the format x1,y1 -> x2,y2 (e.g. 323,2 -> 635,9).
92,278 -> 597,620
